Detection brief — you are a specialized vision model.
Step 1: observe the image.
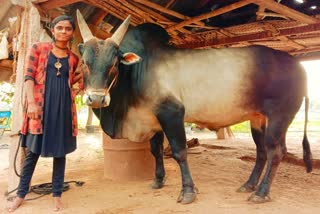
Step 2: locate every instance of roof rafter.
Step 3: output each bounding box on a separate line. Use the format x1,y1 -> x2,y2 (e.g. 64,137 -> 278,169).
166,0 -> 252,32
248,0 -> 319,24
178,22 -> 320,49
132,0 -> 205,27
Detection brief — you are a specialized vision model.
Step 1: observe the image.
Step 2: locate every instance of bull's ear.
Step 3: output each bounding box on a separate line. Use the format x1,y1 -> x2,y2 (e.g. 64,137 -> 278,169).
120,52 -> 141,65
78,43 -> 84,56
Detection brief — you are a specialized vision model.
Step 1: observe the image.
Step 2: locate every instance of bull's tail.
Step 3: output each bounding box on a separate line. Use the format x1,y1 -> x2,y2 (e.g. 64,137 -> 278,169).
302,96 -> 312,173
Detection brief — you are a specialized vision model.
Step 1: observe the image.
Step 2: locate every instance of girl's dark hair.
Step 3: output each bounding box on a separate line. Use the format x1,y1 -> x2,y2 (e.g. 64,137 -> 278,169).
51,15 -> 76,30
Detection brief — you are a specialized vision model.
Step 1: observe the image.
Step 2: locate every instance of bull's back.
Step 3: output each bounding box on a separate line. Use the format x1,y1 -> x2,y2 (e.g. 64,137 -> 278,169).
144,45 -> 305,129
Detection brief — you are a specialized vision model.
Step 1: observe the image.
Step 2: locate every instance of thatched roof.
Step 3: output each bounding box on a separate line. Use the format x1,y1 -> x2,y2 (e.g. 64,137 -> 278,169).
12,1 -> 320,60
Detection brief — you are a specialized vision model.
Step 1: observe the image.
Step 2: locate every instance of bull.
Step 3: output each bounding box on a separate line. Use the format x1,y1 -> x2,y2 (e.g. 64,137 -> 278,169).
76,10 -> 312,204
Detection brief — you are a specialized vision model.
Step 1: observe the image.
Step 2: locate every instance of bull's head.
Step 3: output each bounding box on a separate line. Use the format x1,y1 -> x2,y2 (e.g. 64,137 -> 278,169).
76,10 -> 141,108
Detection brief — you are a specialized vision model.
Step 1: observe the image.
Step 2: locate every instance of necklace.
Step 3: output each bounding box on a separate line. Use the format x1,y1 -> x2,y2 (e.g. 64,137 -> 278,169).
54,58 -> 62,77
54,44 -> 69,50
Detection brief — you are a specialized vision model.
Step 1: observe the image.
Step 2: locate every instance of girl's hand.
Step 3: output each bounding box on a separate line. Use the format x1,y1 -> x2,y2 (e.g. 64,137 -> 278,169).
27,102 -> 39,119
73,71 -> 83,85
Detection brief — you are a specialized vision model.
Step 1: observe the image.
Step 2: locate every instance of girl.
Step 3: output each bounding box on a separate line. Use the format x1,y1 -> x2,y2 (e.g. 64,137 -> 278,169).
8,15 -> 82,212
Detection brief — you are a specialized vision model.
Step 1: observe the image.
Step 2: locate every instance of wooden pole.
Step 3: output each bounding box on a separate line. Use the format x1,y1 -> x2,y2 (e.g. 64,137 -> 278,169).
8,3 -> 42,193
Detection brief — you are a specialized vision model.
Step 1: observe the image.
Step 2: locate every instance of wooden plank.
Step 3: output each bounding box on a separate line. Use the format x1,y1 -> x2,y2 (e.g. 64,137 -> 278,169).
38,0 -> 82,10
178,22 -> 320,49
248,0 -> 319,24
166,0 -> 252,32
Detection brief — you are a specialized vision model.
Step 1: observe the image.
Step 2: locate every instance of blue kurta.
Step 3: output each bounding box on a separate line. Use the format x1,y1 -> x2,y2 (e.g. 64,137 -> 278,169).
22,52 -> 76,157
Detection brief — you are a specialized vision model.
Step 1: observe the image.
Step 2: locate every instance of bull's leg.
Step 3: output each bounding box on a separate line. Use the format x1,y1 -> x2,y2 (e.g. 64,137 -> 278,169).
238,116 -> 267,193
150,131 -> 166,189
156,99 -> 196,204
248,115 -> 290,203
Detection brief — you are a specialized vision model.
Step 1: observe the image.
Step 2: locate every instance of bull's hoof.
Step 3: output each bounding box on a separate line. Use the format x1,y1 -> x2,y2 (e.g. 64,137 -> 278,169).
237,184 -> 255,193
151,178 -> 165,189
248,193 -> 271,203
177,187 -> 198,204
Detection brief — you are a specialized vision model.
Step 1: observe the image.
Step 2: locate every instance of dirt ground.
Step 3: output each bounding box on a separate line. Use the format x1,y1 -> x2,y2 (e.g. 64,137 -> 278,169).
1,129 -> 320,214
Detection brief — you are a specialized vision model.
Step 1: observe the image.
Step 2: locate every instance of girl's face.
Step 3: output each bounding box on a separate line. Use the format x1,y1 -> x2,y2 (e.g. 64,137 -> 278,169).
52,20 -> 74,42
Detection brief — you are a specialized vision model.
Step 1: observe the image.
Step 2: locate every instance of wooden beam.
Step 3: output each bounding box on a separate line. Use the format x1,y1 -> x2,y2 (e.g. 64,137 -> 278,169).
278,36 -> 305,50
256,6 -> 266,21
165,0 -> 175,8
166,0 -> 252,32
259,22 -> 305,49
115,0 -> 154,23
256,12 -> 289,20
86,0 -> 140,26
248,0 -> 319,24
292,47 -> 320,56
178,22 -> 320,49
133,0 -> 205,27
130,1 -> 175,26
129,1 -> 195,40
88,23 -> 112,39
37,0 -> 82,10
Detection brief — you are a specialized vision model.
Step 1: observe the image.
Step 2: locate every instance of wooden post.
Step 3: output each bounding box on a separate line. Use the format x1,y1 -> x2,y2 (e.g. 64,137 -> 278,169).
85,107 -> 94,133
8,3 -> 42,193
216,127 -> 234,139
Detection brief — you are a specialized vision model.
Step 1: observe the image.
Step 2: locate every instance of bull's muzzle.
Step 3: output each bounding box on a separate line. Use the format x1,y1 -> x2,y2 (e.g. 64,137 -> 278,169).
83,90 -> 110,108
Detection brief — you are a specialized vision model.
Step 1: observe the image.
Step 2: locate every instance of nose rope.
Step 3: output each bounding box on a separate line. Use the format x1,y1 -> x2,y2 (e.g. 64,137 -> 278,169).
106,73 -> 118,94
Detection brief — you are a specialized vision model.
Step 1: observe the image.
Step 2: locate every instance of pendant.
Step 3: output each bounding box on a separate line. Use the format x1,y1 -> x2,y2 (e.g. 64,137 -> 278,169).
54,61 -> 62,69
55,59 -> 62,77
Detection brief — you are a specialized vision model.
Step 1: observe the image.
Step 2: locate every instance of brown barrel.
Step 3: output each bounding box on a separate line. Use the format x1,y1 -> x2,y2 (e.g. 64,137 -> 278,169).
103,133 -> 155,181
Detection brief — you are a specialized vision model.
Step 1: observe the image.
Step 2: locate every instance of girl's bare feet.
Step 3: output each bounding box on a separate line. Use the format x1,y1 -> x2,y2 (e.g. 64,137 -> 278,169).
7,197 -> 24,212
53,197 -> 64,212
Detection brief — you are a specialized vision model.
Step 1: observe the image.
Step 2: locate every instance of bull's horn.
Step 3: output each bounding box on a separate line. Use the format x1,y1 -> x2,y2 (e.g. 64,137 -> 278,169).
76,9 -> 94,43
110,15 -> 131,46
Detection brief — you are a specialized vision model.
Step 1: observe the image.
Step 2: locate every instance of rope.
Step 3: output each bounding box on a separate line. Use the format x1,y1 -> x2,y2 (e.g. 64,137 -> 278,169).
4,133 -> 85,201
6,181 -> 85,202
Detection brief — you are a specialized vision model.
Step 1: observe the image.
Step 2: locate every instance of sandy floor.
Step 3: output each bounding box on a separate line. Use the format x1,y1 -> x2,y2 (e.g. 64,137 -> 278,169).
1,129 -> 320,214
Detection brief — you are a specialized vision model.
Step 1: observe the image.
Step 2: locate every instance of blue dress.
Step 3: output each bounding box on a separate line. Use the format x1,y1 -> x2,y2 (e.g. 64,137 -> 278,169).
22,52 -> 76,157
